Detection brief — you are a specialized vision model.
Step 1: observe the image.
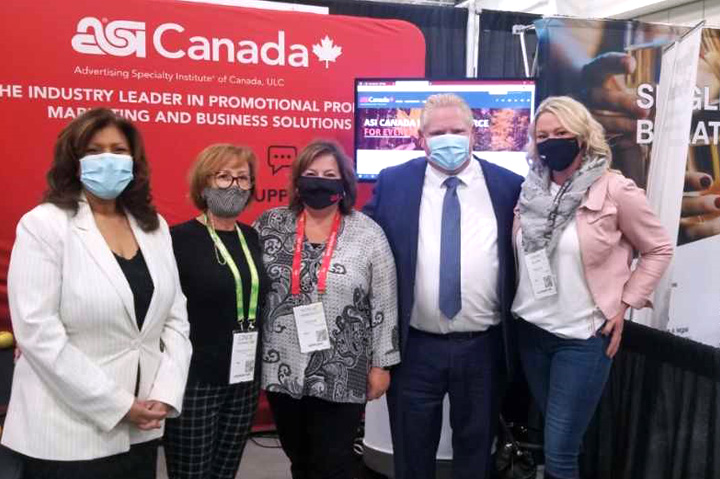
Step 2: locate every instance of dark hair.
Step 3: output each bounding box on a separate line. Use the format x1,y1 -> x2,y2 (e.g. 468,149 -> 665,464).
288,140 -> 357,215
43,108 -> 159,231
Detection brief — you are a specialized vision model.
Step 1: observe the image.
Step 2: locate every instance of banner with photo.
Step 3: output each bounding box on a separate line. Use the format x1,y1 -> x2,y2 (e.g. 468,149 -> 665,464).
0,0 -> 426,330
534,17 -> 720,348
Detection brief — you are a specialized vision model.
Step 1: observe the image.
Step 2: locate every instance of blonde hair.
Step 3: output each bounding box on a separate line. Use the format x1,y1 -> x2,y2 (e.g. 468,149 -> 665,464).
528,96 -> 611,165
188,144 -> 257,211
420,93 -> 473,132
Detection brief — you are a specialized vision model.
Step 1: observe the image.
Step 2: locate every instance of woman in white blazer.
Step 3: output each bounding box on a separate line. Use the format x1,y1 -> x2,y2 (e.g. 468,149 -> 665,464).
2,108 -> 192,479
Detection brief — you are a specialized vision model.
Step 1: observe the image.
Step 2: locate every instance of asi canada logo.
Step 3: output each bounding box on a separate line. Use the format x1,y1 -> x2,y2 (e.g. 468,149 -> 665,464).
71,17 -> 343,68
72,18 -> 146,57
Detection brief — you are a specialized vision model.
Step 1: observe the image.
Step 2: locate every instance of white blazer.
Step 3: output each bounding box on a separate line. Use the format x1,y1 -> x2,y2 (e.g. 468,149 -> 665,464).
2,200 -> 192,460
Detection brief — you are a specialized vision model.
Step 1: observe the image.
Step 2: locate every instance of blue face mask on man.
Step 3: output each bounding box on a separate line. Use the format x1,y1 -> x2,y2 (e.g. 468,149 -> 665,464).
79,152 -> 134,200
427,134 -> 470,171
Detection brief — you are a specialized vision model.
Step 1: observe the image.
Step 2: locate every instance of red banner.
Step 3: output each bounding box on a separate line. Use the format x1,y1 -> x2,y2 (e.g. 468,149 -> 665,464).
0,0 -> 426,329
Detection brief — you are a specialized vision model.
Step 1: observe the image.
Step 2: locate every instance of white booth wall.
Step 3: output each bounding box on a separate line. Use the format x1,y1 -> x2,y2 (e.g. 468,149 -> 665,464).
637,0 -> 720,25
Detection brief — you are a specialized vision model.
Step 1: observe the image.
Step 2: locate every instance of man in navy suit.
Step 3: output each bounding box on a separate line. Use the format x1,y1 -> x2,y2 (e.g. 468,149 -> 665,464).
363,94 -> 523,479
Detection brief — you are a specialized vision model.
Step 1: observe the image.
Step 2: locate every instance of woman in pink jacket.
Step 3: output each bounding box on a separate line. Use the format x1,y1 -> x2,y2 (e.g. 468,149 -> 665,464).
512,96 -> 673,479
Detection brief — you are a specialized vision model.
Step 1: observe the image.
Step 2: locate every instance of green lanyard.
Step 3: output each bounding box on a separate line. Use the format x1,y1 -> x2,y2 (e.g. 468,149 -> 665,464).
204,215 -> 260,330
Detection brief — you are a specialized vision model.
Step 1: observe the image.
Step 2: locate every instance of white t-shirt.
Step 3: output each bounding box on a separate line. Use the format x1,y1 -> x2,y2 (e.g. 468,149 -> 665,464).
512,185 -> 605,339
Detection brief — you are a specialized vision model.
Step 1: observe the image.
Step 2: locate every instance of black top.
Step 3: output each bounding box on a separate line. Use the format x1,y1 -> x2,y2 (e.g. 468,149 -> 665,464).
171,219 -> 268,385
114,249 -> 154,330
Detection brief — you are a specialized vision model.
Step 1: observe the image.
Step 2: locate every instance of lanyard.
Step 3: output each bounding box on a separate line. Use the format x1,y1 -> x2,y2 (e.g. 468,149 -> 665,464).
204,215 -> 260,330
291,210 -> 342,296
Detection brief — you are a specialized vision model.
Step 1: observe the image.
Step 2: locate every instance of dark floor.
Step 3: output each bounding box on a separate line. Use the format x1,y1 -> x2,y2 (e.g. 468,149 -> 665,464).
156,434 -> 544,479
156,434 -> 391,479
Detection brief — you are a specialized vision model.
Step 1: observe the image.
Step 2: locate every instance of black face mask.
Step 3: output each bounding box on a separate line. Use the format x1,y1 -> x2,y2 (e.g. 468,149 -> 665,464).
537,137 -> 581,172
297,176 -> 344,209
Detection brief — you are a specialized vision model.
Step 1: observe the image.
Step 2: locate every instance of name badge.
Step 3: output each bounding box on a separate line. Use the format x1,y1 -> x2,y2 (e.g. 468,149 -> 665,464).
524,248 -> 557,299
293,302 -> 331,353
229,331 -> 258,384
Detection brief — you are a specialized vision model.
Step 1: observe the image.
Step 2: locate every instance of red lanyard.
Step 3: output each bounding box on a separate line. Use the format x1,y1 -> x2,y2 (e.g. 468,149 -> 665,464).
291,210 -> 342,296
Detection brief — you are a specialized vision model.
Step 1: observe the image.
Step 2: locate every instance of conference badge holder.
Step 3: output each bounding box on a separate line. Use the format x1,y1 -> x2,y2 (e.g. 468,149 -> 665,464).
230,329 -> 259,384
293,303 -> 331,353
524,248 -> 557,299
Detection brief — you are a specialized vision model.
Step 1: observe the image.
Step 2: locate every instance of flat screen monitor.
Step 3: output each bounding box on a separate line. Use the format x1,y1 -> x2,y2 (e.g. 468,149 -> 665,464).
354,78 -> 536,180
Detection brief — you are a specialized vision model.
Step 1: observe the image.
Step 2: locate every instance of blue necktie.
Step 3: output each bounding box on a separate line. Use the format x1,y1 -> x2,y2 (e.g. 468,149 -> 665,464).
439,176 -> 462,319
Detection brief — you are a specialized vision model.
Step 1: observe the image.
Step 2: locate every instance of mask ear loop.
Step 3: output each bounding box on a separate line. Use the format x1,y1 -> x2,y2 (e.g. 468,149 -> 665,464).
576,135 -> 587,155
337,183 -> 346,210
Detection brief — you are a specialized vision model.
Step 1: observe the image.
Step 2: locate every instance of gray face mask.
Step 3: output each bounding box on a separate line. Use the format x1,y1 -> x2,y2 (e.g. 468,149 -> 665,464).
202,187 -> 250,218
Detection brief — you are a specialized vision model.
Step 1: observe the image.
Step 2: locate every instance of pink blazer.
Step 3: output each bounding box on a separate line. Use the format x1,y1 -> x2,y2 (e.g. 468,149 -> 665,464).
514,171 -> 674,320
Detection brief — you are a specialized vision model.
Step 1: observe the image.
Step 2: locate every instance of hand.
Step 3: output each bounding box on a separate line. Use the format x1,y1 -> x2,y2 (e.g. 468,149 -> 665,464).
600,303 -> 628,358
124,400 -> 168,430
679,171 -> 720,244
367,367 -> 391,401
697,53 -> 720,110
142,400 -> 170,430
13,347 -> 21,363
145,400 -> 170,415
676,49 -> 720,244
580,52 -> 650,135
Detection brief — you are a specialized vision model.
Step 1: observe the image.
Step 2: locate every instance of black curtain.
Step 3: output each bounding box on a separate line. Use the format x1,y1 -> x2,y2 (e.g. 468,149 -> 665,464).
478,9 -> 540,78
581,321 -> 720,479
327,1 -> 467,78
272,0 -> 467,78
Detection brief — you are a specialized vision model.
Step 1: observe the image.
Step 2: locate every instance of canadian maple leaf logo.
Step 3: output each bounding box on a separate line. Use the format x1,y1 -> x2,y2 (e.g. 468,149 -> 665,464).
312,36 -> 342,68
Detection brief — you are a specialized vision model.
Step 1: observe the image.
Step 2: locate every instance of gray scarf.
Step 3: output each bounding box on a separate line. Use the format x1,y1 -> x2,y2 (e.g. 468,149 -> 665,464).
519,155 -> 608,256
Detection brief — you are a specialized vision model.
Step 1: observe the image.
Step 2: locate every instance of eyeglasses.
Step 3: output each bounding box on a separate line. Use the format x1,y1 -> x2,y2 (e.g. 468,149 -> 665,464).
214,171 -> 252,190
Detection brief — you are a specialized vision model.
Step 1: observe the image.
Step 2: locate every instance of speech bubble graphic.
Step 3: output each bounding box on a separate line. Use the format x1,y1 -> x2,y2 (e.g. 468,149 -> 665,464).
268,145 -> 296,174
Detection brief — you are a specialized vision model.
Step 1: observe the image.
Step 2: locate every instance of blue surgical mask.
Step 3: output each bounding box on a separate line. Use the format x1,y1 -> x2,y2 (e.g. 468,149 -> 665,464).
80,153 -> 134,200
427,134 -> 470,171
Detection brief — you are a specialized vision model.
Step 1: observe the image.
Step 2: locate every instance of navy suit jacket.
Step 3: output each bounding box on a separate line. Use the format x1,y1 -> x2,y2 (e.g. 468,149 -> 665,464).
363,156 -> 523,369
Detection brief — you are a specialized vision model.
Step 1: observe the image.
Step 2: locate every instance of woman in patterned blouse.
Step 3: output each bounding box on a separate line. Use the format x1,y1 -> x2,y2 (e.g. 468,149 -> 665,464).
254,140 -> 400,479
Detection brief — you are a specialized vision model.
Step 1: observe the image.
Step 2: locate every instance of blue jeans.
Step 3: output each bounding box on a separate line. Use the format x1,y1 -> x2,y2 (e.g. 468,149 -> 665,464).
517,319 -> 612,479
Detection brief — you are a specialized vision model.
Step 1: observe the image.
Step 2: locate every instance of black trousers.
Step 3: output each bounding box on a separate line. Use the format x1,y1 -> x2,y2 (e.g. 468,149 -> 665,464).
389,326 -> 504,479
266,392 -> 364,479
21,440 -> 158,479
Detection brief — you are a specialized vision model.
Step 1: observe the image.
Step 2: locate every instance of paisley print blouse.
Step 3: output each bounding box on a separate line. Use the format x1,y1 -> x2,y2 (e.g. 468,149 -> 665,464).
254,207 -> 400,403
